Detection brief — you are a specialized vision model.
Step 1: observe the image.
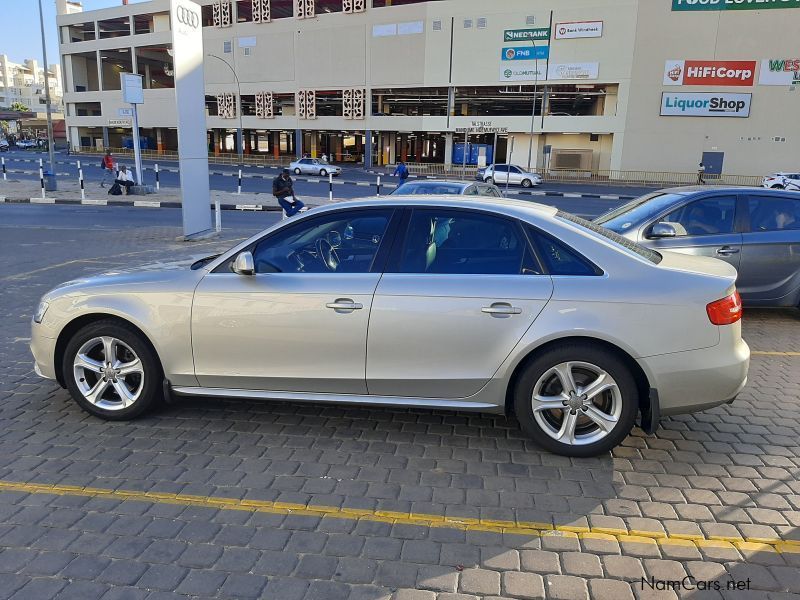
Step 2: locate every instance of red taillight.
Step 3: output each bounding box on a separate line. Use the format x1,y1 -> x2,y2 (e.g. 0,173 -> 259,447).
706,291 -> 742,325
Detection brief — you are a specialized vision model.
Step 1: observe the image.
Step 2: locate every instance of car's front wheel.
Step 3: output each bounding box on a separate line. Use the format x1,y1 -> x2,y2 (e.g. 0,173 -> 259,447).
521,179 -> 533,188
514,344 -> 638,457
294,167 -> 302,175
319,168 -> 328,177
63,320 -> 162,420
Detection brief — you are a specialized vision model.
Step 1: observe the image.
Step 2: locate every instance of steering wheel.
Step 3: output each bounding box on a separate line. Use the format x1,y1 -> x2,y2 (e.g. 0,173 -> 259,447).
315,238 -> 340,272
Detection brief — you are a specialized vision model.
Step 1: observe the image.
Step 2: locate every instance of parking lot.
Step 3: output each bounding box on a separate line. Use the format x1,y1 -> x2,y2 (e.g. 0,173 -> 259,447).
1,204 -> 800,599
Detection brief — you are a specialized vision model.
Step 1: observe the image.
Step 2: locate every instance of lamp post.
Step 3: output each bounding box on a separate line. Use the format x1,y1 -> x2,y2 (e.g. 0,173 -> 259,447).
206,54 -> 243,169
38,0 -> 56,189
525,40 -> 540,173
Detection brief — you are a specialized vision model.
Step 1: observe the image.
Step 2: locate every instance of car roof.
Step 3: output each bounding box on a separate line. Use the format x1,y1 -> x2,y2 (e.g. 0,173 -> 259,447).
323,194 -> 558,216
398,180 -> 472,187
656,185 -> 761,195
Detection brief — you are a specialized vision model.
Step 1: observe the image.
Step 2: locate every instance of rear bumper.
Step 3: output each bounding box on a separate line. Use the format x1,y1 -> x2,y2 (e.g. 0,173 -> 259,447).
638,336 -> 750,417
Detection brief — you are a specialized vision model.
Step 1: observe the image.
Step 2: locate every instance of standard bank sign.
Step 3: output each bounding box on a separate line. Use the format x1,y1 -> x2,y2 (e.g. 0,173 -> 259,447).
660,92 -> 751,117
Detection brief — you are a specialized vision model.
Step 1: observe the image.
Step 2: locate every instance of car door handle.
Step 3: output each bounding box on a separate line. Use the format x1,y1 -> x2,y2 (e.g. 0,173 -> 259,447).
481,303 -> 522,315
326,299 -> 363,310
716,246 -> 740,256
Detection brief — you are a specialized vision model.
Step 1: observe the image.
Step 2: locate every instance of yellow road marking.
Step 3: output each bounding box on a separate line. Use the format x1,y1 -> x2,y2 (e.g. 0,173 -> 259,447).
751,351 -> 800,357
0,479 -> 797,554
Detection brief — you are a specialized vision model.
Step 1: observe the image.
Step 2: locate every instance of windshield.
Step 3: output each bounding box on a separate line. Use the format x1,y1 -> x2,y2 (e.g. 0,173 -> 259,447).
594,193 -> 688,233
558,211 -> 662,264
392,182 -> 465,195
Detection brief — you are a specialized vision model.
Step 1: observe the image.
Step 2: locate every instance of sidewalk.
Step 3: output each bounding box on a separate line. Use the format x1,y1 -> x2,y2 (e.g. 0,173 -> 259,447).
0,178 -> 331,211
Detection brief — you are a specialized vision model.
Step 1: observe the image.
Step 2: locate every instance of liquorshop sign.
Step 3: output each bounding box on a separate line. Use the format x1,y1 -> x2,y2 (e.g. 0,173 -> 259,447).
663,60 -> 757,86
660,92 -> 752,117
673,0 -> 800,10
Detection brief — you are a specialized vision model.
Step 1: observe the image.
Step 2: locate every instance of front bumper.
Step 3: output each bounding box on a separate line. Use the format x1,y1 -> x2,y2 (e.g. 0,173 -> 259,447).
30,321 -> 58,381
638,336 -> 750,417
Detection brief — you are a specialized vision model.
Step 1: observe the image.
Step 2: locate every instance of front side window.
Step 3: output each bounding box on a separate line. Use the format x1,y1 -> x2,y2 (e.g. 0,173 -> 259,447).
510,166 -> 522,174
397,210 -> 525,275
657,196 -> 737,237
747,196 -> 800,232
250,209 -> 393,274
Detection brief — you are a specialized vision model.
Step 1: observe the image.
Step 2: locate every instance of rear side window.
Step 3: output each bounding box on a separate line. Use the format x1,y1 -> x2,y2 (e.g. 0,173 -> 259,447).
529,228 -> 599,276
747,196 -> 800,232
557,211 -> 662,265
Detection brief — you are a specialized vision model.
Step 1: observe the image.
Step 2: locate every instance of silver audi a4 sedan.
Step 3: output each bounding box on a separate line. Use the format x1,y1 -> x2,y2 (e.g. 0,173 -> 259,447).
31,197 -> 750,457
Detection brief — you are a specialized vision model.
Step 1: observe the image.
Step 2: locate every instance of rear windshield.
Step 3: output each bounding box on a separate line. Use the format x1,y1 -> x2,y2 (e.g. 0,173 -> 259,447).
557,211 -> 662,264
594,193 -> 687,233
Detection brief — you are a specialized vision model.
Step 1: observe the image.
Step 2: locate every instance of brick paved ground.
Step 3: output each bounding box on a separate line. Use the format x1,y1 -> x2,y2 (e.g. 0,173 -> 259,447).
1,205 -> 800,599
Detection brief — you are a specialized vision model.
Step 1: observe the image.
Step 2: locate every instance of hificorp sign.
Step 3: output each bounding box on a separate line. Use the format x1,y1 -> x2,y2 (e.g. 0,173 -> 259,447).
660,92 -> 752,117
663,60 -> 757,86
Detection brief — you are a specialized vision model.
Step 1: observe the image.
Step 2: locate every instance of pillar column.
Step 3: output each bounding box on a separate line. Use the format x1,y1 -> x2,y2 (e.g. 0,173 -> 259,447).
400,134 -> 408,162
363,130 -> 372,168
102,126 -> 109,151
156,128 -> 164,153
272,131 -> 280,159
444,133 -> 454,171
295,129 -> 303,159
244,130 -> 252,155
388,132 -> 396,165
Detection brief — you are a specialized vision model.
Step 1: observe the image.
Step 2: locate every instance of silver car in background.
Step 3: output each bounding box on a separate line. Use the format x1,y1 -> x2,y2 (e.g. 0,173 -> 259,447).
392,180 -> 504,197
289,158 -> 342,177
31,197 -> 749,457
477,164 -> 543,188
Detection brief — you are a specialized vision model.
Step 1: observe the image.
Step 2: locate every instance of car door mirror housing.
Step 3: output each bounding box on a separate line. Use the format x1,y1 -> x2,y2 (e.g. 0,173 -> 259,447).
233,251 -> 255,276
649,222 -> 677,239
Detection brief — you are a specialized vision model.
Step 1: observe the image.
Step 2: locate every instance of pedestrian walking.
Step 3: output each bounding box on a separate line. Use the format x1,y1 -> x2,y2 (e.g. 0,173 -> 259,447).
393,160 -> 409,188
697,162 -> 706,185
273,168 -> 305,217
100,151 -> 116,188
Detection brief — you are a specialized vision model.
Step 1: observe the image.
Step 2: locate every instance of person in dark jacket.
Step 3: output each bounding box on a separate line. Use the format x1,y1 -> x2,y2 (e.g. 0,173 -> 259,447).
393,161 -> 409,187
273,169 -> 305,217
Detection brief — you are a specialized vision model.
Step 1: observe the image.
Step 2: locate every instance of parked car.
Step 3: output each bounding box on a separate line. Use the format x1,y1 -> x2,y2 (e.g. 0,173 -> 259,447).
477,164 -> 543,188
763,172 -> 800,190
0,139 -> 8,152
289,158 -> 342,177
32,196 -> 749,457
392,180 -> 503,197
595,186 -> 800,307
15,139 -> 36,149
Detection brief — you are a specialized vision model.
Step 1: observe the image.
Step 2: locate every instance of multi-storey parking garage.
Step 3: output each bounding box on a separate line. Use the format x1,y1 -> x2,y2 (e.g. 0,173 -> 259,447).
57,0 -> 799,176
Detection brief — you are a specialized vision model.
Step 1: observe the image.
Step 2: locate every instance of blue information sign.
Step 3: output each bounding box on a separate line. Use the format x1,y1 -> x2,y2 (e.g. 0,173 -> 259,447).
501,46 -> 550,61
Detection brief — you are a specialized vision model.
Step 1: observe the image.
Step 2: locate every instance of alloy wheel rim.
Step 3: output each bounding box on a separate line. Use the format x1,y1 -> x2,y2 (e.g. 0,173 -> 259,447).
531,361 -> 622,446
73,336 -> 144,410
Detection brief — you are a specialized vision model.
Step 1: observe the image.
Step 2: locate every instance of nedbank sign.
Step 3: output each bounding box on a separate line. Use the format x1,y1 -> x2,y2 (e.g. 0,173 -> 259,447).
504,28 -> 550,42
673,0 -> 800,10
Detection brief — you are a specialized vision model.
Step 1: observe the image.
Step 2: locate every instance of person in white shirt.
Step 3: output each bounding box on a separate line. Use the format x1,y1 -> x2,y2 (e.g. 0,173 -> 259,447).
115,165 -> 135,194
320,153 -> 328,164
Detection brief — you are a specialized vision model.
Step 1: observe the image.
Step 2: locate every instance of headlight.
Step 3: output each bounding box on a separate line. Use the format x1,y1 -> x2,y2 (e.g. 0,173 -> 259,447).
33,300 -> 49,324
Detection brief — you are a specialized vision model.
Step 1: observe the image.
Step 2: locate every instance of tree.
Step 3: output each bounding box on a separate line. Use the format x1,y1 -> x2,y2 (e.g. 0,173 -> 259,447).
9,102 -> 29,112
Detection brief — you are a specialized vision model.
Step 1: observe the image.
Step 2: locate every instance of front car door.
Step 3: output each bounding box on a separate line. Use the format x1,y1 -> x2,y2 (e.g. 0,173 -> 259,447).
737,193 -> 800,305
638,194 -> 742,273
367,207 -> 553,398
191,208 -> 399,393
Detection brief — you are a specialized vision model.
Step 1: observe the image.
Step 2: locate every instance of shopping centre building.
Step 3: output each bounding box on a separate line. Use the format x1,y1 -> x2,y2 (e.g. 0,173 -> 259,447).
56,0 -> 799,176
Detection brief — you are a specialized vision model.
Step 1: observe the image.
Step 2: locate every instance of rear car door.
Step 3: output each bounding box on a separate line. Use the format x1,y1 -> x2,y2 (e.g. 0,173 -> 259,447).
366,207 -> 553,399
640,194 -> 742,272
737,193 -> 800,305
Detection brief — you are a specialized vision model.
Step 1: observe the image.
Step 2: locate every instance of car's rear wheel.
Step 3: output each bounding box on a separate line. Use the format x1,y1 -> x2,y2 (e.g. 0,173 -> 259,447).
319,168 -> 328,177
521,179 -> 533,188
294,167 -> 302,175
514,344 -> 638,457
63,320 -> 162,420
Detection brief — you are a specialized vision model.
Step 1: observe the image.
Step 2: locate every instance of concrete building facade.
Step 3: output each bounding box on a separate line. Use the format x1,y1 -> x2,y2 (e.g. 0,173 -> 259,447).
56,0 -> 799,176
0,55 -> 64,113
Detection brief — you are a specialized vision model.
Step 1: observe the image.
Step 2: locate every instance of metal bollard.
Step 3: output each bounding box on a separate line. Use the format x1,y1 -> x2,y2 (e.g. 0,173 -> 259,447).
329,173 -> 333,202
155,163 -> 160,191
1,157 -> 5,181
215,199 -> 221,232
79,167 -> 85,200
237,169 -> 242,195
39,163 -> 45,199
377,175 -> 381,196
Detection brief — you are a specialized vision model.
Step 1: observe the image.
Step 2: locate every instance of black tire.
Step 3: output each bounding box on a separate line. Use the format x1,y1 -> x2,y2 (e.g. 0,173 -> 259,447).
319,169 -> 328,177
521,179 -> 533,188
294,167 -> 302,175
485,177 -> 495,184
513,343 -> 638,457
62,319 -> 162,420
771,184 -> 785,190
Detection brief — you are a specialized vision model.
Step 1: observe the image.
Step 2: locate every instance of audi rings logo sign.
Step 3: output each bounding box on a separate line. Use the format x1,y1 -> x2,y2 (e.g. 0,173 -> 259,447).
176,5 -> 199,29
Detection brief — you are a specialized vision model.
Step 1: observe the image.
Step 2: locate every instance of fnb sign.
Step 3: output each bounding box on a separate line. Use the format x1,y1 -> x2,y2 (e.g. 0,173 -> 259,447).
663,60 -> 756,86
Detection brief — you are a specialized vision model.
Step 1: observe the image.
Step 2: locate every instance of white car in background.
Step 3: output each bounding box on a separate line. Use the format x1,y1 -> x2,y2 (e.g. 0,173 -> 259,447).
763,172 -> 800,191
289,158 -> 342,177
477,164 -> 543,188
0,139 -> 9,152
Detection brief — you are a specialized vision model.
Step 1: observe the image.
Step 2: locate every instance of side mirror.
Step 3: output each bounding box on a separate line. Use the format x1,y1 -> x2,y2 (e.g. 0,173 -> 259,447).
232,251 -> 255,276
649,222 -> 677,239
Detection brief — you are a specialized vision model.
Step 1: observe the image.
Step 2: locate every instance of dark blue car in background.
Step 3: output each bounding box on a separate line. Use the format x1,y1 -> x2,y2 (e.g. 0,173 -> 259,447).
595,186 -> 800,307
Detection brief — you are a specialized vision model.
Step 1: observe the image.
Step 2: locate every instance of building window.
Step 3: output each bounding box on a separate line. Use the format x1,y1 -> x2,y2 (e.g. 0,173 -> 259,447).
372,87 -> 448,116
316,90 -> 343,116
135,45 -> 174,89
243,47 -> 252,56
271,0 -> 293,18
65,51 -> 100,92
99,48 -> 133,91
223,40 -> 232,53
241,94 -> 257,116
201,5 -> 216,27
97,16 -> 131,39
477,17 -> 487,29
463,19 -> 472,29
237,0 -> 253,22
62,22 -> 95,43
70,102 -> 102,117
205,95 -> 220,116
134,12 -> 170,34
